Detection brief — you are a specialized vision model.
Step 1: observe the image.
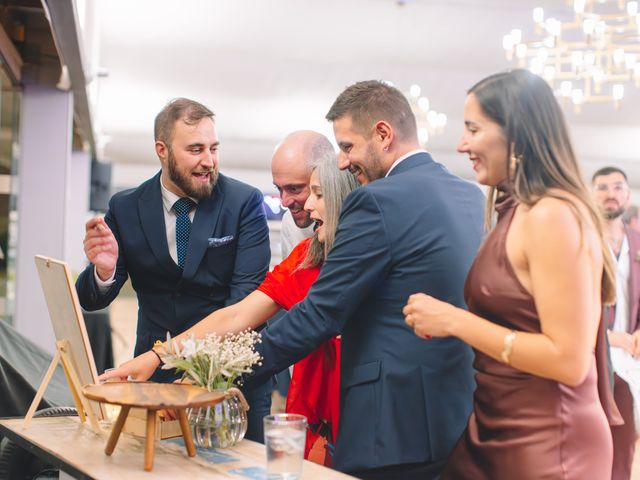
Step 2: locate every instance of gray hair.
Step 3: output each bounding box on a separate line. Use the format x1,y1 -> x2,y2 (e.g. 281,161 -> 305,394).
300,153 -> 359,268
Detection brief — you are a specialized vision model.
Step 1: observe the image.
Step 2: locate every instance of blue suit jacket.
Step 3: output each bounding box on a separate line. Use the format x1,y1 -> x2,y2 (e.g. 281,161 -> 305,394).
247,152 -> 484,472
76,171 -> 271,357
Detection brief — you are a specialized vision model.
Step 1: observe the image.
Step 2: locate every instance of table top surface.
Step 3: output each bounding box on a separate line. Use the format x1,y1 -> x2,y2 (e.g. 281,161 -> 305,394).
0,416 -> 355,480
82,382 -> 225,409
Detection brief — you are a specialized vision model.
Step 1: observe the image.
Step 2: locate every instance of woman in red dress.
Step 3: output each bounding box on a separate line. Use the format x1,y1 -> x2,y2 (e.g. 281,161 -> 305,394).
101,153 -> 359,458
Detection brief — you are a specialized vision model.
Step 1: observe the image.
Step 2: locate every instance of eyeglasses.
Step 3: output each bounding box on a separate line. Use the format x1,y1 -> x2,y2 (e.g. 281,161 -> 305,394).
594,183 -> 628,193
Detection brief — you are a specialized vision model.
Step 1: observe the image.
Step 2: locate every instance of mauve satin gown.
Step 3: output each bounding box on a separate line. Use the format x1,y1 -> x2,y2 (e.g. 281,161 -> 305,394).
442,191 -> 616,480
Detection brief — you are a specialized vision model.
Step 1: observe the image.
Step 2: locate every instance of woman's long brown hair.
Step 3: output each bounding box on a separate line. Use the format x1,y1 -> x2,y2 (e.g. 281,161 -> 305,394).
469,69 -> 615,304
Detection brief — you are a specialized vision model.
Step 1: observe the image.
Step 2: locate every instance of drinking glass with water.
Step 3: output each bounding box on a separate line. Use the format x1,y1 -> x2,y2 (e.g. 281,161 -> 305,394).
264,413 -> 307,479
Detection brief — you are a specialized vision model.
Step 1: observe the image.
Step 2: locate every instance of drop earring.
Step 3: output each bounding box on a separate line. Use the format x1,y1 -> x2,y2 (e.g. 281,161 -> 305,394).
509,153 -> 522,172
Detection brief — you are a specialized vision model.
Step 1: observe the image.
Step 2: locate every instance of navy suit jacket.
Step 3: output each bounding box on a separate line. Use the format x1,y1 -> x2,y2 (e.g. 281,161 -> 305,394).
76,171 -> 271,358
246,152 -> 484,472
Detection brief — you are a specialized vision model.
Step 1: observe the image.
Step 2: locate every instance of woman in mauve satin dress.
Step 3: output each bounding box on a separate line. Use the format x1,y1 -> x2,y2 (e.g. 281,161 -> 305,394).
403,69 -> 622,480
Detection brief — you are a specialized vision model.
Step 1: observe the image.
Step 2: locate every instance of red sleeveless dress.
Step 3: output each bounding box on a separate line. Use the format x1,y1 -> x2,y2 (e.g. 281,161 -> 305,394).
257,238 -> 340,458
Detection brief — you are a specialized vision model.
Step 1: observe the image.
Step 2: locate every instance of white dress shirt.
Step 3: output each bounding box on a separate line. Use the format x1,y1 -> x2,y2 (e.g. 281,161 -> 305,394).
612,235 -> 631,334
280,209 -> 314,260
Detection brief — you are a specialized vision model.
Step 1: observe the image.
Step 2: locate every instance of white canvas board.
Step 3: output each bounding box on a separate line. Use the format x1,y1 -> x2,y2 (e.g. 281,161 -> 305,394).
34,255 -> 105,419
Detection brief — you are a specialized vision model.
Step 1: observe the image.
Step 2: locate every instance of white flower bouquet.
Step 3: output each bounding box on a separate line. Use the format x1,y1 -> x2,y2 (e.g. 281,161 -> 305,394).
154,329 -> 263,448
157,329 -> 263,391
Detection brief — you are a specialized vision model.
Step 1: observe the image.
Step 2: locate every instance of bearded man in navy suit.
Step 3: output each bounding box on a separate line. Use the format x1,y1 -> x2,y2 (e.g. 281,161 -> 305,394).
76,98 -> 272,442
244,81 -> 485,479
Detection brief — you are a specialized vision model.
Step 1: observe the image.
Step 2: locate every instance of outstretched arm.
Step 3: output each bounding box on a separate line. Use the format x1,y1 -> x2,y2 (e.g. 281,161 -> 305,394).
245,188 -> 391,386
99,290 -> 280,382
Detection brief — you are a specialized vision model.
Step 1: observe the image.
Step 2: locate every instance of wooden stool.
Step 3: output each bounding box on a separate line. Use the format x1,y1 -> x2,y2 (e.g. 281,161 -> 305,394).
83,382 -> 224,471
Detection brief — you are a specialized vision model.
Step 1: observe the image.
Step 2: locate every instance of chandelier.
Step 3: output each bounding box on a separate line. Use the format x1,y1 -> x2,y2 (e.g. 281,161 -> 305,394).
502,0 -> 640,112
405,84 -> 447,146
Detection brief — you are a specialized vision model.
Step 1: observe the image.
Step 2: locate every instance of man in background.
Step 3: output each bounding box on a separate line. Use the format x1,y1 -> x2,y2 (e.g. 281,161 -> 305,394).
270,131 -> 334,404
76,98 -> 272,442
272,130 -> 332,258
592,166 -> 640,480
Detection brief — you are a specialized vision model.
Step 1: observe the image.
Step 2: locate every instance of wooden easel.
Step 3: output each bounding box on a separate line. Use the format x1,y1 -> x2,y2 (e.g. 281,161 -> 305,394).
28,255 -> 106,431
22,339 -> 100,432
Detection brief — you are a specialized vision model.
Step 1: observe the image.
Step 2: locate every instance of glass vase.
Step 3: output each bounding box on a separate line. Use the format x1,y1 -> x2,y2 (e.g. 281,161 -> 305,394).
188,389 -> 248,448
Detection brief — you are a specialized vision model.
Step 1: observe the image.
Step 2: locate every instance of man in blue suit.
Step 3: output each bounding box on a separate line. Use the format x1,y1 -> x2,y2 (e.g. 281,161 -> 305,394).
246,81 -> 484,478
76,98 -> 272,442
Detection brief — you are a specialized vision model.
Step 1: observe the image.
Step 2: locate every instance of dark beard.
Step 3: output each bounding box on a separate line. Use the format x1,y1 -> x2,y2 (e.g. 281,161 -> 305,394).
365,143 -> 388,182
604,206 -> 625,220
292,209 -> 313,229
167,149 -> 218,200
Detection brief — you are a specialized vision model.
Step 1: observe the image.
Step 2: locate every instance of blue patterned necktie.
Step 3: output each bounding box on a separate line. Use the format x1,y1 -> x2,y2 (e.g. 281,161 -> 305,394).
172,197 -> 196,268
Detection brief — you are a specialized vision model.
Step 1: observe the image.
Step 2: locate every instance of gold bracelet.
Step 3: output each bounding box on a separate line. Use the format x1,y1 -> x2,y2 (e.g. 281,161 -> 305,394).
501,330 -> 517,365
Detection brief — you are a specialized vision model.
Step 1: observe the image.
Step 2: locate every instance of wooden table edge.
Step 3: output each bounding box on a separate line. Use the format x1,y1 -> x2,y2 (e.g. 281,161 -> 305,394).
0,417 -> 93,480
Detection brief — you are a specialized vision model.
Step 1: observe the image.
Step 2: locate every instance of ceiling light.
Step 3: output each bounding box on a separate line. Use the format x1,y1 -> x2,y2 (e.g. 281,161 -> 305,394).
503,1 -> 640,112
403,85 -> 447,146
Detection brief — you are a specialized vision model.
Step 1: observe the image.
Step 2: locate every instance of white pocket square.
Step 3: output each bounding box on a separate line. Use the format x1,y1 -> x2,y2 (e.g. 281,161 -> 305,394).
208,235 -> 234,247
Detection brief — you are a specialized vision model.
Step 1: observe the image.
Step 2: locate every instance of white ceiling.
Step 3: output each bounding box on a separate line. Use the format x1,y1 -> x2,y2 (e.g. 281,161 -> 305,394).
89,0 -> 640,190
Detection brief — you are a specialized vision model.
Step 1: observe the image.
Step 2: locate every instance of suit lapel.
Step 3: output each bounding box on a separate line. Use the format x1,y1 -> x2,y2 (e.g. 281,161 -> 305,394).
139,173 -> 181,276
182,180 -> 224,279
626,226 -> 640,332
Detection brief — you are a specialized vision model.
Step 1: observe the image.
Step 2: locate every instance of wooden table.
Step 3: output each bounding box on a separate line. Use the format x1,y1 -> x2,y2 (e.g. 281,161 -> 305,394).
0,416 -> 355,479
82,382 -> 226,471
